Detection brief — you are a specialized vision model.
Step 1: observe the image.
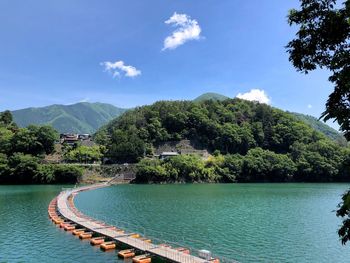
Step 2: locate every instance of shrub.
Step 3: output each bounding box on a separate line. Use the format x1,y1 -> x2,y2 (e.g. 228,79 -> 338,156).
53,165 -> 83,184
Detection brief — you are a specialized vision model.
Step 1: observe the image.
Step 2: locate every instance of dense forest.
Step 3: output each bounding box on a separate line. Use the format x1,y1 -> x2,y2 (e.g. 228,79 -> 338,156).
193,92 -> 345,142
95,98 -> 350,183
291,112 -> 347,145
12,102 -> 126,134
0,111 -> 82,184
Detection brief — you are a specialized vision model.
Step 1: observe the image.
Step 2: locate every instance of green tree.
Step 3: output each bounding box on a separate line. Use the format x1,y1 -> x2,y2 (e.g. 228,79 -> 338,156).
10,126 -> 57,156
337,191 -> 350,244
0,127 -> 13,155
37,164 -> 56,183
0,110 -> 13,126
53,165 -> 82,184
287,0 -> 350,138
31,125 -> 58,154
223,154 -> 244,182
11,128 -> 42,155
0,114 -> 84,184
9,153 -> 40,184
93,127 -> 110,145
64,145 -> 103,163
336,148 -> 350,244
135,158 -> 168,183
242,148 -> 296,182
166,155 -> 206,182
287,0 -> 350,243
0,153 -> 10,183
108,128 -> 146,163
339,149 -> 350,181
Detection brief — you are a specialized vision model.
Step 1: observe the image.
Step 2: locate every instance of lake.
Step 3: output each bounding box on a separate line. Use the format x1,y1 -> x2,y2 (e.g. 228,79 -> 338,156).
1,184 -> 350,262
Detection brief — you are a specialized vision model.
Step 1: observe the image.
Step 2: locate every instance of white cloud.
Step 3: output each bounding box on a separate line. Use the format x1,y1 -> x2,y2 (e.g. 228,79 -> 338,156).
307,104 -> 312,109
162,12 -> 202,50
100,60 -> 141,78
79,97 -> 90,103
236,89 -> 271,104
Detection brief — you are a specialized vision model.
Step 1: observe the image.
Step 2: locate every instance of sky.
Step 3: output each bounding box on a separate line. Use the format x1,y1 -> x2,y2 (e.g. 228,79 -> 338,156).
0,0 -> 339,128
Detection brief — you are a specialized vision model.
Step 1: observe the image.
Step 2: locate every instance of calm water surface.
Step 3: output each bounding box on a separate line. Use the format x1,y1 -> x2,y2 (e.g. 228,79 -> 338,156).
1,184 -> 350,262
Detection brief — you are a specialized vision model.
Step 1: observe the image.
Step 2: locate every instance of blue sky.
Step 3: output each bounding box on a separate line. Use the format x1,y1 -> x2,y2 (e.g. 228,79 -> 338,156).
0,0 -> 338,127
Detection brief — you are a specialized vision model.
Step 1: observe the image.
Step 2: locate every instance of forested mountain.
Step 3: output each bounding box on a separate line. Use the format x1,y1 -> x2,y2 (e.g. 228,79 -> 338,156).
12,102 -> 127,134
0,111 -> 82,184
194,92 -> 343,142
95,98 -> 350,183
193,92 -> 230,102
290,112 -> 346,144
10,92 -> 342,143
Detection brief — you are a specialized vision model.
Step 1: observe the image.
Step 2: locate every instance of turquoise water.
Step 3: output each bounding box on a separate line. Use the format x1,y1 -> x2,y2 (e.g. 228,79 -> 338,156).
0,185 -> 119,263
1,184 -> 350,262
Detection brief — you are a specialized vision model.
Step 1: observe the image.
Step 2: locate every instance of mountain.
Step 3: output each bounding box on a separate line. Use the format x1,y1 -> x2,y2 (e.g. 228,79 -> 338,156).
290,112 -> 346,144
12,102 -> 127,134
193,92 -> 230,102
10,92 -> 344,142
193,92 -> 343,142
96,98 -> 349,183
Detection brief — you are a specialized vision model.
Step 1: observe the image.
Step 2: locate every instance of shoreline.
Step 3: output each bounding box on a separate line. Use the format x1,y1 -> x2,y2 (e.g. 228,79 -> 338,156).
2,181 -> 350,186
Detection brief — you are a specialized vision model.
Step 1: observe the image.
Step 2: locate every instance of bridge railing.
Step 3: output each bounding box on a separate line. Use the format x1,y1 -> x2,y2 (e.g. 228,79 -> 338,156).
74,208 -> 245,262
59,187 -> 258,263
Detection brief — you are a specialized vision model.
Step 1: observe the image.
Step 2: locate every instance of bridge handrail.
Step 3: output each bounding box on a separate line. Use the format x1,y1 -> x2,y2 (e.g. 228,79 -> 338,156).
59,185 -> 245,263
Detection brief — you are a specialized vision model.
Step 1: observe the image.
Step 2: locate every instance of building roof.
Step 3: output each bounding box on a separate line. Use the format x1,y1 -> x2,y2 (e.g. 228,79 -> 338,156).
64,137 -> 79,142
160,152 -> 179,156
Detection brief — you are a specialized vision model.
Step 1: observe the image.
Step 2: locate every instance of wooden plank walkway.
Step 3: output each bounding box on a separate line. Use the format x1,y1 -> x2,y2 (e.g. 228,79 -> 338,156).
56,183 -> 212,263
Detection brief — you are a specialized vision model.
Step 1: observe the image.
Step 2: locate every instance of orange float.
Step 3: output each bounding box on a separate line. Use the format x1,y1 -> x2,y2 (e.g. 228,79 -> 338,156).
52,217 -> 64,224
90,237 -> 105,246
100,241 -> 116,251
64,224 -> 77,231
48,212 -> 57,219
118,249 -> 135,258
132,254 -> 151,263
79,232 -> 93,239
60,222 -> 70,228
72,228 -> 86,235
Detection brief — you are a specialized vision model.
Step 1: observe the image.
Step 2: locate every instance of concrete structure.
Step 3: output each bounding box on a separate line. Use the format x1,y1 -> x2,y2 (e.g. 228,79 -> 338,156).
159,151 -> 179,160
60,133 -> 92,145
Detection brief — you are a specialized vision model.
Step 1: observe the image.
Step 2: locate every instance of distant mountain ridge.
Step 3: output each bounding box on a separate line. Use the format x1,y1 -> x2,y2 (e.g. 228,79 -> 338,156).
11,92 -> 343,141
290,112 -> 346,144
193,92 -> 344,142
194,92 -> 230,102
12,102 -> 127,134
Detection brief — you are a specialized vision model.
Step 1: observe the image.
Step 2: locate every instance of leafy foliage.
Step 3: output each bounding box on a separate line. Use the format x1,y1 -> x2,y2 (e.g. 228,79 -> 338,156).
287,0 -> 350,139
64,145 -> 103,164
97,98 -> 350,183
337,189 -> 350,244
0,110 -> 15,127
50,165 -> 83,184
287,0 -> 350,245
98,98 -> 343,159
194,92 -> 344,142
0,111 -> 83,184
10,125 -> 58,155
136,155 -> 220,183
240,148 -> 297,182
136,150 -> 296,183
291,112 -> 347,144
